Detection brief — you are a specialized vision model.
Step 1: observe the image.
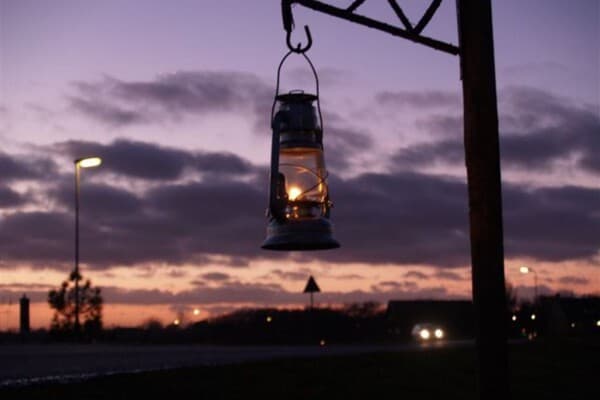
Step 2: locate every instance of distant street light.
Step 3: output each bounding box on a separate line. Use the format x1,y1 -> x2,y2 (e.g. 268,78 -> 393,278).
78,157 -> 102,168
519,266 -> 539,302
74,156 -> 102,333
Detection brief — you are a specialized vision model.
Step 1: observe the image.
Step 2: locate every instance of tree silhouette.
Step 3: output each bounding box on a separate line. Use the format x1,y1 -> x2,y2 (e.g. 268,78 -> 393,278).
48,271 -> 103,337
505,282 -> 518,311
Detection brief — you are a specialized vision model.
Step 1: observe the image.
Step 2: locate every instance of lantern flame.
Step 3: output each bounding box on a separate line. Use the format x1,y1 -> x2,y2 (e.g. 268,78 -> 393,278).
288,186 -> 302,201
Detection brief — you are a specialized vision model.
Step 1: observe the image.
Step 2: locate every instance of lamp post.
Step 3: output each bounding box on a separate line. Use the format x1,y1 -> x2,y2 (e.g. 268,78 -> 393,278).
519,266 -> 538,303
74,156 -> 102,332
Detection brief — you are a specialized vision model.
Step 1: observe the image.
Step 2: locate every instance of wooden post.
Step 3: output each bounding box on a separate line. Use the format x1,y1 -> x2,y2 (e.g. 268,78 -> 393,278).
456,1 -> 510,399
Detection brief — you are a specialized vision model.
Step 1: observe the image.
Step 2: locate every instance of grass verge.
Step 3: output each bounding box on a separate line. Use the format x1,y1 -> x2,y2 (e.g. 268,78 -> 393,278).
2,339 -> 597,399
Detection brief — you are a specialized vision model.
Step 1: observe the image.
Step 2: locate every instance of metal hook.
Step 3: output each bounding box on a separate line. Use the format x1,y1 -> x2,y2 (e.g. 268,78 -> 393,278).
286,25 -> 312,53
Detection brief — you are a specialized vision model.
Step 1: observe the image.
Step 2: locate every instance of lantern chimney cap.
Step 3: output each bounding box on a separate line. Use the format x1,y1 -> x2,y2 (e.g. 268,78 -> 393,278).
276,91 -> 317,103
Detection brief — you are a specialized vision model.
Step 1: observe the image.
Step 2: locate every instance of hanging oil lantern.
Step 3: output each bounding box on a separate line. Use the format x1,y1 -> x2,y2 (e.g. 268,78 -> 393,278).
262,51 -> 339,250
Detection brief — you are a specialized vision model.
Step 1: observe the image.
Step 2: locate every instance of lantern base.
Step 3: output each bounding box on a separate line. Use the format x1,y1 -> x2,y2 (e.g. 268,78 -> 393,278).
262,218 -> 340,251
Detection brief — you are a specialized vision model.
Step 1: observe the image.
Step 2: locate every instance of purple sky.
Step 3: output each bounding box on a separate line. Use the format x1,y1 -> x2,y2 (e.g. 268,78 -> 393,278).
0,0 -> 598,328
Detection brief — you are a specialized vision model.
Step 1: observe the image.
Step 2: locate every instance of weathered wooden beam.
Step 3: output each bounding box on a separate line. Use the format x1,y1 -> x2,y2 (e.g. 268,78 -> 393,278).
457,0 -> 510,398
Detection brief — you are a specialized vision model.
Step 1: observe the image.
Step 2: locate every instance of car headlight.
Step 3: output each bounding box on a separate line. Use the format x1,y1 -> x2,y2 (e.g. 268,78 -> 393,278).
419,329 -> 431,340
434,328 -> 444,339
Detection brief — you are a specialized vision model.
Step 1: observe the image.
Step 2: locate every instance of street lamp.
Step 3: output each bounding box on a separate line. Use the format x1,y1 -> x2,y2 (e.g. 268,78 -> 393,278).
262,51 -> 339,250
73,156 -> 102,332
519,266 -> 539,303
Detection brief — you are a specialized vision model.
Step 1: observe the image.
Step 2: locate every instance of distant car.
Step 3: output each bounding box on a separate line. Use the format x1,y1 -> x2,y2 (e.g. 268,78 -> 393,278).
411,323 -> 445,341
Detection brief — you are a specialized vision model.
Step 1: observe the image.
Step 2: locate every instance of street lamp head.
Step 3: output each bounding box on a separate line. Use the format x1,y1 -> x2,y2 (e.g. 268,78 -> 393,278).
519,266 -> 530,274
76,157 -> 102,168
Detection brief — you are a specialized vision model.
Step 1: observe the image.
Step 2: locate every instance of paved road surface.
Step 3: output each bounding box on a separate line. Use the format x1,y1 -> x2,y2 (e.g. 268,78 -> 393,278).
0,341 -> 469,387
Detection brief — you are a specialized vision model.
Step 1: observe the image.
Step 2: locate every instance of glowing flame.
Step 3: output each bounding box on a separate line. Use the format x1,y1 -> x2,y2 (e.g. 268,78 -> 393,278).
288,186 -> 302,201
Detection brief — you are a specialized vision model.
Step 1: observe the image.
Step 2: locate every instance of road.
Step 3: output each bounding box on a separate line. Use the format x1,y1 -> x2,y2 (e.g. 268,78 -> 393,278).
0,341 -> 470,387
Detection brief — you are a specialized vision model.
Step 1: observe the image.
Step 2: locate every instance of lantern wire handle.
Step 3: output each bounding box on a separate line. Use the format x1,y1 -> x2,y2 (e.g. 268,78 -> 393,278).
271,50 -> 323,135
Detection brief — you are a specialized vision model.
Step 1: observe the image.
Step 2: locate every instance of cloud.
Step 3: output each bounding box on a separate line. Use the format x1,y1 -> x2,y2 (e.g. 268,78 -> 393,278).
0,280 -> 453,306
415,114 -> 463,138
200,272 -> 231,282
0,151 -> 58,182
324,120 -> 374,171
337,273 -> 365,280
321,171 -> 471,266
54,138 -> 256,180
402,270 -> 466,282
557,276 -> 589,285
433,270 -> 466,281
391,87 -> 600,174
69,96 -> 146,125
391,139 -> 463,170
1,122 -> 598,270
503,184 -> 600,261
404,270 -> 429,280
0,186 -> 26,208
69,71 -> 272,126
1,164 -> 598,269
270,269 -> 311,282
100,281 -> 290,305
375,90 -> 460,109
0,211 -> 72,264
0,283 -> 55,290
51,179 -> 143,219
68,71 -> 373,173
371,280 -> 421,292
